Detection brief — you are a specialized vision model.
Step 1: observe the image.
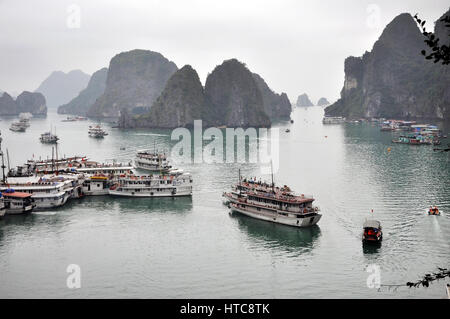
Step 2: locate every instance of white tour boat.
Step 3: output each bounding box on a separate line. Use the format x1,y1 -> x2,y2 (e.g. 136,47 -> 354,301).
1,176 -> 73,210
224,177 -> 322,228
322,116 -> 345,124
88,125 -> 108,138
9,122 -> 27,132
82,174 -> 112,196
39,131 -> 59,144
109,171 -> 193,197
134,150 -> 172,172
1,191 -> 35,215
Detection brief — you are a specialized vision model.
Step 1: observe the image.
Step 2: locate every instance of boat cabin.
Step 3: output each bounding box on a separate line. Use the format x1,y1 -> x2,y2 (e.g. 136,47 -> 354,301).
362,220 -> 382,243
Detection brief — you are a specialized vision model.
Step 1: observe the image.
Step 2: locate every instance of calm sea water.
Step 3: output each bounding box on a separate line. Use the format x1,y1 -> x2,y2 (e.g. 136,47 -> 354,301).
0,107 -> 449,298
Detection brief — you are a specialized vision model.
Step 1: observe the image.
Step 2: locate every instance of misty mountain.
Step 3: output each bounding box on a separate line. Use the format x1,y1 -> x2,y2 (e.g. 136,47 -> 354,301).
317,97 -> 330,106
119,59 -> 274,128
88,49 -> 178,118
57,68 -> 108,116
296,93 -> 314,107
325,9 -> 450,120
35,70 -> 90,109
252,73 -> 291,120
0,91 -> 47,115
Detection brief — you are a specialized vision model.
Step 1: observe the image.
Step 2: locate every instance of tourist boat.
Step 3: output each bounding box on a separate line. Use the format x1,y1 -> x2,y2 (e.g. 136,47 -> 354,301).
9,122 -> 26,132
109,171 -> 193,197
25,155 -> 89,174
82,174 -> 111,196
88,125 -> 108,138
322,116 -> 345,124
134,150 -> 172,172
392,135 -> 432,145
18,112 -> 32,127
1,190 -> 35,215
62,116 -> 77,122
428,206 -> 440,216
0,177 -> 73,210
39,131 -> 59,144
224,177 -> 322,228
362,220 -> 383,244
19,118 -> 30,128
75,163 -> 134,177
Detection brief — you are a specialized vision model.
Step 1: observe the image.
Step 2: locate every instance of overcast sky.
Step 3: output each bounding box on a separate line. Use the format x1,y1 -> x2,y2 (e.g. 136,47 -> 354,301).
0,0 -> 448,104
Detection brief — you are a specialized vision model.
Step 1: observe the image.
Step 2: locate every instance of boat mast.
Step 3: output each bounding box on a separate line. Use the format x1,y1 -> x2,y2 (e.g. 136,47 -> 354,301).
55,142 -> 59,174
271,160 -> 274,193
0,131 -> 6,183
6,148 -> 10,172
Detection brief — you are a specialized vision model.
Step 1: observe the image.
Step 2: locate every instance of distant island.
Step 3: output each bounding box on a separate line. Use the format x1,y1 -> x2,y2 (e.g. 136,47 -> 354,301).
0,91 -> 47,116
325,9 -> 450,120
296,93 -> 313,107
58,68 -> 108,116
35,70 -> 90,109
317,97 -> 330,106
74,49 -> 291,128
119,58 -> 291,128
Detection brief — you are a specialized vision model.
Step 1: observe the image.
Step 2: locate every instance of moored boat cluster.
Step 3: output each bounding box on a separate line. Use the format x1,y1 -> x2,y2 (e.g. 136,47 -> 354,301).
0,132 -> 193,216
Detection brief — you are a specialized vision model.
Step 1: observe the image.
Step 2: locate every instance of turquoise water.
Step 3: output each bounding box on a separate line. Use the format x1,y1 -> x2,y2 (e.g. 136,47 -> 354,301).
0,107 -> 449,298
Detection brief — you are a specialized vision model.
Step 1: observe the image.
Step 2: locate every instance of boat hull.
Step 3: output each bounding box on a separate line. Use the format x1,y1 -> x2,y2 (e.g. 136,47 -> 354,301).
109,188 -> 192,198
32,192 -> 71,210
5,204 -> 34,215
230,205 -> 321,228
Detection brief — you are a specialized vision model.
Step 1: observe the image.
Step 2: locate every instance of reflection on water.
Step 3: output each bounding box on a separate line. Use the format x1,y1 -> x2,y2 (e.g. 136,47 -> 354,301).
231,212 -> 321,255
0,109 -> 449,298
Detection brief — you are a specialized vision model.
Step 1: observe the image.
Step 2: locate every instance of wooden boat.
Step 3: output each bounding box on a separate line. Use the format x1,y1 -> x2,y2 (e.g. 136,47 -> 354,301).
362,220 -> 382,244
2,191 -> 35,215
428,206 -> 440,215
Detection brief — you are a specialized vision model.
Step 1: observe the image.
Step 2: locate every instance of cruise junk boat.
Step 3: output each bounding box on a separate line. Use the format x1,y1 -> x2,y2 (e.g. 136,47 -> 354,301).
109,170 -> 193,197
134,150 -> 172,173
225,178 -> 322,228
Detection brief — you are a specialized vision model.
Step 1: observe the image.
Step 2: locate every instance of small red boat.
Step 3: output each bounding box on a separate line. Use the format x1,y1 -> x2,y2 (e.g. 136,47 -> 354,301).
428,206 -> 440,215
362,220 -> 382,244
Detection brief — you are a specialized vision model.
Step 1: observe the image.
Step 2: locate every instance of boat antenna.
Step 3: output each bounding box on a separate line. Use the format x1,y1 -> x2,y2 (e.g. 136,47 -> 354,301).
55,142 -> 59,175
51,146 -> 54,171
271,160 -> 274,193
0,131 -> 6,183
6,148 -> 10,172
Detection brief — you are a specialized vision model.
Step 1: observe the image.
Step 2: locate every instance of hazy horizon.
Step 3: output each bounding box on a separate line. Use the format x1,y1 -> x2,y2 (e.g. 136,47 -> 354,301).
0,0 -> 448,104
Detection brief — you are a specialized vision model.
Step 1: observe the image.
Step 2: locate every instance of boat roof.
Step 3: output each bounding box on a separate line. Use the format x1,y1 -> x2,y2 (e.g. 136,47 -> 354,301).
363,220 -> 381,229
1,191 -> 32,198
76,166 -> 133,172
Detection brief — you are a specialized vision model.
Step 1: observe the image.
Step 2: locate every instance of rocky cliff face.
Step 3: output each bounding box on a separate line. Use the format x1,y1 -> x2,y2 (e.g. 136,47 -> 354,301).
35,70 -> 90,109
252,73 -> 291,119
296,93 -> 314,107
0,91 -> 47,115
58,68 -> 108,115
120,65 -> 210,128
204,59 -> 270,127
0,92 -> 18,115
88,49 -> 178,118
325,10 -> 450,120
317,97 -> 330,106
